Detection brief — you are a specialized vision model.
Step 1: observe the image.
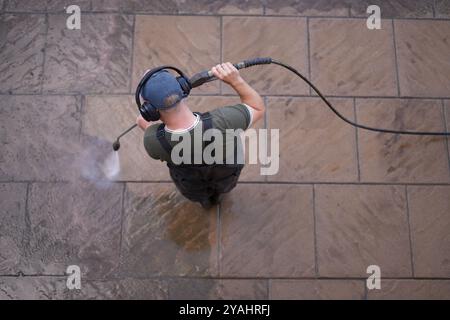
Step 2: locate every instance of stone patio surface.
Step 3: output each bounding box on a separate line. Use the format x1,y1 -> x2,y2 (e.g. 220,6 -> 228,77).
1,0 -> 449,299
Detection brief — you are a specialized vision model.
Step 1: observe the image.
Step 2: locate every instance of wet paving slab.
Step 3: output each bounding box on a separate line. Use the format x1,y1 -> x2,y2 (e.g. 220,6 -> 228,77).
119,183 -> 218,277
0,95 -> 81,181
21,181 -> 123,279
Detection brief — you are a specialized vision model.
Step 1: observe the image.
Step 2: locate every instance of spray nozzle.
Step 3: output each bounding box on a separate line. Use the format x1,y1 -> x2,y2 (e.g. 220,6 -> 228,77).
112,140 -> 120,151
112,123 -> 138,151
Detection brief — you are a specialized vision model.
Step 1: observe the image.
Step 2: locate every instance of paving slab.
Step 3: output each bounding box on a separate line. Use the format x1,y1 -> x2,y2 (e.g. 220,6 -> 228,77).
435,0 -> 450,17
265,0 -> 349,16
168,278 -> 267,300
42,14 -> 133,93
0,14 -> 46,93
220,184 -> 315,277
0,183 -> 27,274
309,18 -> 397,96
408,186 -> 450,278
0,276 -> 168,299
349,0 -> 434,18
91,0 -> 263,14
22,181 -> 123,279
356,99 -> 449,183
4,0 -> 47,11
91,0 -> 176,13
132,15 -> 220,95
177,0 -> 263,15
395,20 -> 450,97
68,278 -> 168,299
0,95 -> 81,181
368,280 -> 450,299
223,16 -> 309,95
270,279 -> 365,300
5,0 -> 90,12
0,276 -> 67,299
315,185 -> 412,277
46,0 -> 91,12
267,97 -> 358,182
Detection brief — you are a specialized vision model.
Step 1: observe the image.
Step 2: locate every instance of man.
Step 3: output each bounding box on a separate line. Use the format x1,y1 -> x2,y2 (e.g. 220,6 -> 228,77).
137,62 -> 264,209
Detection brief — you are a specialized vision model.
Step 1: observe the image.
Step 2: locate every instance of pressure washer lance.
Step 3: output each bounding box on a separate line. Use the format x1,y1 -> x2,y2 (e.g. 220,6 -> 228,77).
112,57 -> 450,151
112,123 -> 137,151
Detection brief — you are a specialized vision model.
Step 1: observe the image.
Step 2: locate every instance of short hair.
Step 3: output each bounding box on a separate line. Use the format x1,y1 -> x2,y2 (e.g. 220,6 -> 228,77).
159,99 -> 185,114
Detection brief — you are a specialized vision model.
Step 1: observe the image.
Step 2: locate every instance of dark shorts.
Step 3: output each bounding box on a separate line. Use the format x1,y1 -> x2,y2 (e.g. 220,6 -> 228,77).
167,163 -> 244,203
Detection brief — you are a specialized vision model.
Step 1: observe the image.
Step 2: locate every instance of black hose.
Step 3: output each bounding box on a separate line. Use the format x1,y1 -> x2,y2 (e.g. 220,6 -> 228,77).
270,59 -> 450,136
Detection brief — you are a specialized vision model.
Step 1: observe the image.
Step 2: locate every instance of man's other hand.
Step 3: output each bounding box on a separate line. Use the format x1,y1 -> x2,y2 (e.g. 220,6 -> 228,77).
136,115 -> 151,131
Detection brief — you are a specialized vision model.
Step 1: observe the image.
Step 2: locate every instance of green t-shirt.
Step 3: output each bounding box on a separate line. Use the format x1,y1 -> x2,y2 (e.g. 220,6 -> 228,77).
143,104 -> 252,164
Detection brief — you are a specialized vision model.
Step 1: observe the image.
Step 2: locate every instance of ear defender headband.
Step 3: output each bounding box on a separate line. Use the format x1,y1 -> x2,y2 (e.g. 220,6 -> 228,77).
135,66 -> 191,122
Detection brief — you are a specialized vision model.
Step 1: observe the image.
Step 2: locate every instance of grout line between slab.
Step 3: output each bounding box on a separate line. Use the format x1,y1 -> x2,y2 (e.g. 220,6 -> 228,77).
364,280 -> 368,300
208,94 -> 450,100
217,202 -> 221,277
312,184 -> 319,277
0,91 -> 132,96
53,275 -> 450,281
306,17 -> 312,96
353,98 -> 361,182
4,92 -> 450,100
1,273 -> 449,286
3,180 -> 450,186
404,186 -> 416,278
0,180 -> 73,184
391,19 -> 402,97
236,181 -> 450,186
0,273 -> 66,278
4,11 -> 450,21
21,182 -> 31,258
128,14 -> 136,94
118,183 -> 126,270
39,13 -> 49,94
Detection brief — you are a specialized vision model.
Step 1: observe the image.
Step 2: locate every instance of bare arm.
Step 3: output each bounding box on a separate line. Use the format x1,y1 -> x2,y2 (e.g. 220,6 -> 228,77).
211,62 -> 265,125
